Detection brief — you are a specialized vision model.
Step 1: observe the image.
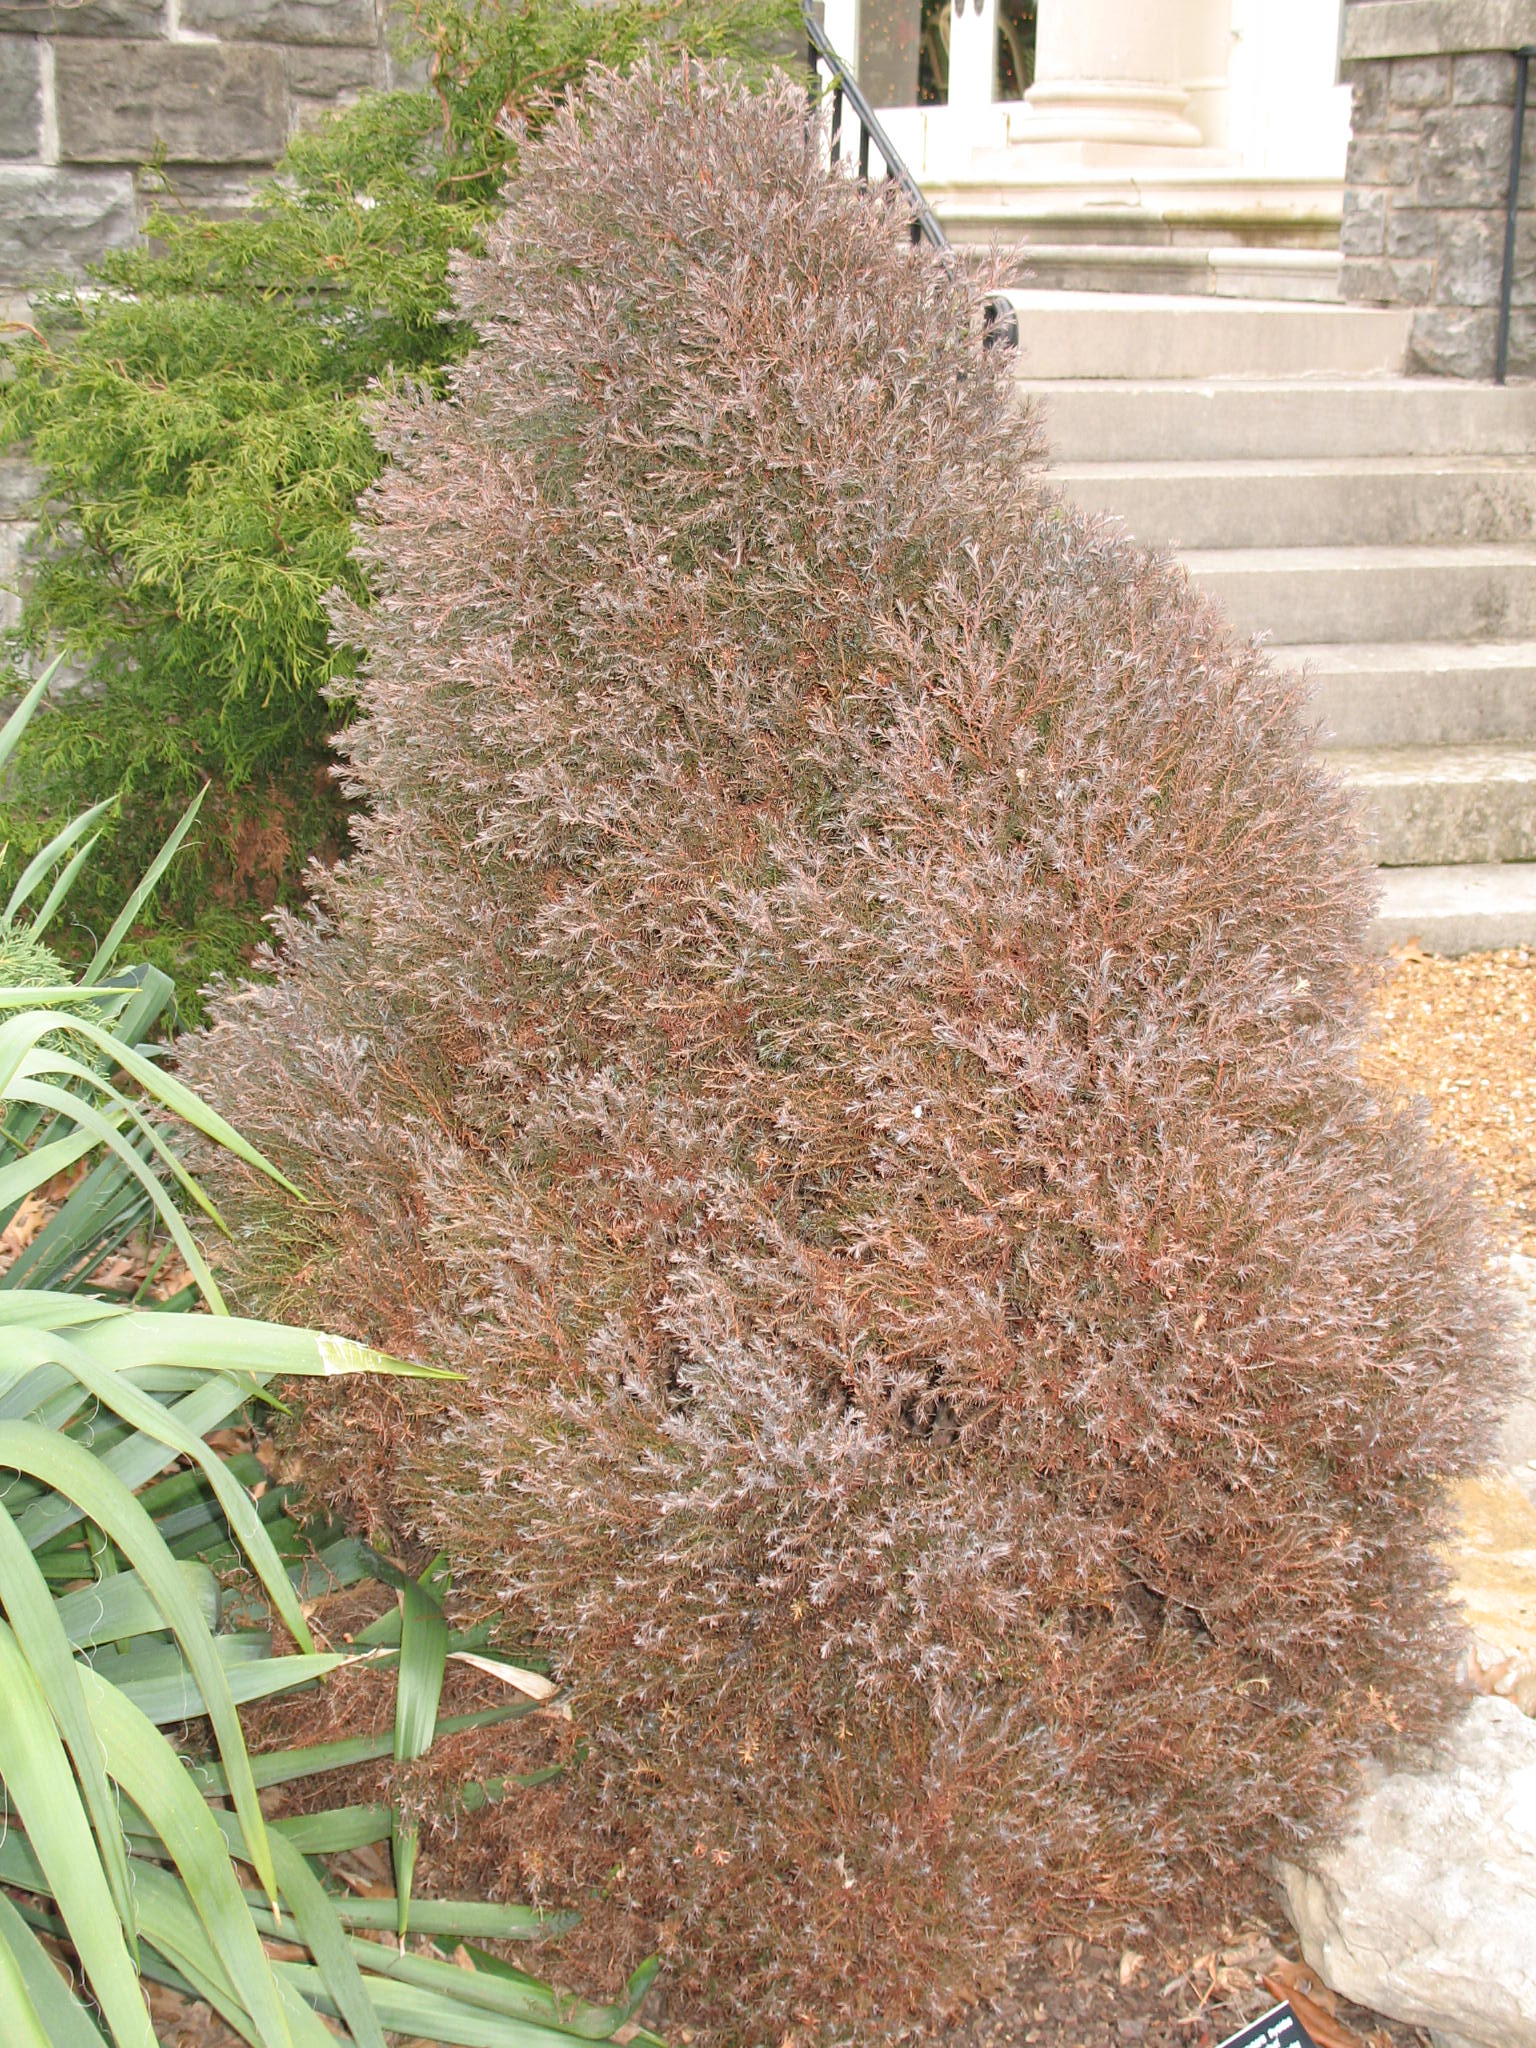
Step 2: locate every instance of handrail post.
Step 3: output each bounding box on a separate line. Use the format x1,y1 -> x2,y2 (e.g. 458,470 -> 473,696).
799,1 -> 951,254
1496,45 -> 1534,384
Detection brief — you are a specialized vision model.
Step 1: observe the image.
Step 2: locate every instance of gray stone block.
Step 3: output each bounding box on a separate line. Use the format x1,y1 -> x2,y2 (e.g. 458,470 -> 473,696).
1418,102 -> 1514,207
1437,211 -> 1504,306
1340,257 -> 1399,302
0,460 -> 41,521
1344,1 -> 1536,61
1454,52 -> 1517,106
0,1 -> 163,31
1346,132 -> 1418,185
0,33 -> 42,157
1387,205 -> 1439,259
0,165 -> 135,283
56,42 -> 287,166
1390,256 -> 1436,302
1342,254 -> 1435,305
135,166 -> 260,230
1410,303 -> 1498,378
180,0 -> 381,45
1390,53 -> 1452,108
281,43 -> 385,100
0,517 -> 33,634
1344,58 -> 1391,131
1341,186 -> 1389,258
1506,305 -> 1536,376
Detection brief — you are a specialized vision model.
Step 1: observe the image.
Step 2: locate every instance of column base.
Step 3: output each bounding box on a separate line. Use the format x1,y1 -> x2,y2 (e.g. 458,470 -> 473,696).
1009,79 -> 1205,158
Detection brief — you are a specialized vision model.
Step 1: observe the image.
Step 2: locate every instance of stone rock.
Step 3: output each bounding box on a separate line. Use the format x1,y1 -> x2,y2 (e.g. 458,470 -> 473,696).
1390,54 -> 1453,109
134,166 -> 260,232
1411,305 -> 1498,379
0,517 -> 32,635
1278,1697 -> 1536,2048
1498,1253 -> 1536,1507
1342,187 -> 1389,259
180,0 -> 381,44
1454,52 -> 1517,107
0,33 -> 42,157
1418,103 -> 1515,210
0,165 -> 136,284
281,42 -> 386,102
1437,212 -> 1505,308
0,461 -> 42,523
1346,133 -> 1419,186
1344,58 -> 1391,131
1387,205 -> 1439,260
0,1 -> 164,31
1449,1472 -> 1536,1713
55,41 -> 287,167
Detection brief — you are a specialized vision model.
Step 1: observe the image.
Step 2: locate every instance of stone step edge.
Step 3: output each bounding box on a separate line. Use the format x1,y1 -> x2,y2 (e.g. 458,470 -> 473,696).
1369,864 -> 1536,955
1278,640 -> 1536,678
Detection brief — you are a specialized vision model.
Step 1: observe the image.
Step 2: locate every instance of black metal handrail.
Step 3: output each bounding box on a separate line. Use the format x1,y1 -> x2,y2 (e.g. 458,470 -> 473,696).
1496,44 -> 1536,383
803,4 -> 950,254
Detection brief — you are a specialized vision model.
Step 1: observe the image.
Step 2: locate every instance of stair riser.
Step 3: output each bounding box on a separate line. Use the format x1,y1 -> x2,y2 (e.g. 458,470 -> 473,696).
1023,383 -> 1536,461
1307,668 -> 1536,747
1369,866 -> 1536,953
1059,469 -> 1536,550
1190,560 -> 1536,646
1010,306 -> 1408,382
1345,776 -> 1536,866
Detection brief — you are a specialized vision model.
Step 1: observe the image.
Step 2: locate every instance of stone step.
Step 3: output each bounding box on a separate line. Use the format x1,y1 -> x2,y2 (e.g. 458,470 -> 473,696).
1328,746 -> 1536,865
969,244 -> 1344,302
1370,863 -> 1536,953
1054,457 -> 1536,550
1287,642 -> 1536,748
1180,544 -> 1536,646
1000,292 -> 1409,380
1021,377 -> 1536,462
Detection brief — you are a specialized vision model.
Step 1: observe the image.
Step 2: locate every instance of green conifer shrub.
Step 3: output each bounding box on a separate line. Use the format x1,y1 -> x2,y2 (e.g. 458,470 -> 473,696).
0,0 -> 794,1013
186,63 -> 1511,2040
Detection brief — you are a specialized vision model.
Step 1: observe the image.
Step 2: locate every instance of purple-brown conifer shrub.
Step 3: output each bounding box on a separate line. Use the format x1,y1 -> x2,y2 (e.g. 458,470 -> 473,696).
188,60 -> 1510,2041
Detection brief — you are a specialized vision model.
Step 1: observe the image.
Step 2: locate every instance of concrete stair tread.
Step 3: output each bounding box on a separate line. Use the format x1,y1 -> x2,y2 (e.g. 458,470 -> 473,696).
1283,640 -> 1536,675
1181,542 -> 1536,574
1019,375 -> 1503,396
1325,744 -> 1536,783
1181,544 -> 1536,643
945,240 -> 1345,301
1000,291 -> 1407,379
1372,864 -> 1536,953
1016,294 -> 1536,934
1054,456 -> 1536,481
1023,378 -> 1536,460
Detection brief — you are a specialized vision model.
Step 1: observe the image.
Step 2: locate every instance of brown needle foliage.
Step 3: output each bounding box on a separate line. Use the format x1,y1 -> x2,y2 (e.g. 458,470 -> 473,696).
186,60 -> 1512,2043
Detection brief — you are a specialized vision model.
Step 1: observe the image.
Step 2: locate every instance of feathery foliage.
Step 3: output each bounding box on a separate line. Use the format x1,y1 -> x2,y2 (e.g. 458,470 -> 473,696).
184,62 -> 1510,2041
0,676 -> 664,2047
0,0 -> 797,1014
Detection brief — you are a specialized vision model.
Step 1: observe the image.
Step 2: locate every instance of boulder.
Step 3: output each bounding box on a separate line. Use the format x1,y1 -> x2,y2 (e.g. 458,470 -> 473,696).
1278,1696 -> 1536,2048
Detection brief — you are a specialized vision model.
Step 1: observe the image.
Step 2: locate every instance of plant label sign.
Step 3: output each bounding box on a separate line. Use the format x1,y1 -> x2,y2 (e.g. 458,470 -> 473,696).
1216,2004 -> 1319,2048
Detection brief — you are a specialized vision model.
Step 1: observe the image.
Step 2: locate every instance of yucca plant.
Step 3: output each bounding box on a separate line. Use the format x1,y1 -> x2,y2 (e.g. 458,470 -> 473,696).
0,675 -> 663,2047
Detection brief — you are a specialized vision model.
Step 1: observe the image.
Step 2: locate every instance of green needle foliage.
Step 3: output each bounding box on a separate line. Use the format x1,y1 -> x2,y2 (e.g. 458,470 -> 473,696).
0,0 -> 796,1016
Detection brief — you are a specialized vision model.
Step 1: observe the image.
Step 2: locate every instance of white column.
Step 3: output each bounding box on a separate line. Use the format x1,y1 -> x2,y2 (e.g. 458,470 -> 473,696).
946,0 -> 996,125
1010,0 -> 1206,161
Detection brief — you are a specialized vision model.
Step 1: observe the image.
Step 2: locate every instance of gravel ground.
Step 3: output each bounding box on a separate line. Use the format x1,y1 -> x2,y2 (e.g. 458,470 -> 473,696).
1361,945 -> 1536,1256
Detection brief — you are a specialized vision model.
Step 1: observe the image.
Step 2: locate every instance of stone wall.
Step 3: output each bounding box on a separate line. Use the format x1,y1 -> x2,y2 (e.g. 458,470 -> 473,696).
1339,0 -> 1536,375
0,1 -> 419,628
0,1 -> 418,300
